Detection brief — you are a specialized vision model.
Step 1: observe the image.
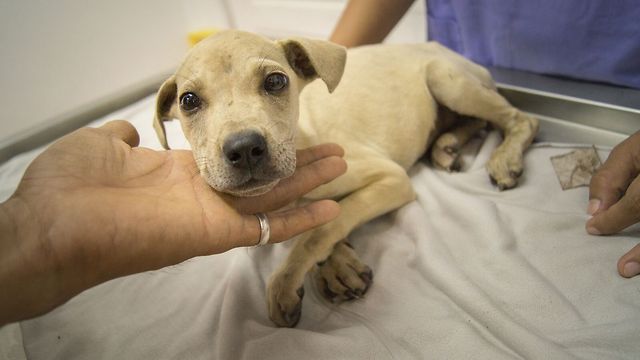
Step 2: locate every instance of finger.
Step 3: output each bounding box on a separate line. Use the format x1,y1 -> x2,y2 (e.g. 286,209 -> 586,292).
588,131 -> 640,215
586,175 -> 640,235
232,155 -> 347,213
100,120 -> 140,147
296,143 -> 345,167
618,243 -> 640,278
265,199 -> 341,244
224,200 -> 339,249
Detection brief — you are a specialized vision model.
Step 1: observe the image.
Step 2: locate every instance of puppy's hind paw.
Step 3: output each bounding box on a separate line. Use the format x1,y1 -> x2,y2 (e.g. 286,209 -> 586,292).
431,133 -> 462,172
486,151 -> 523,190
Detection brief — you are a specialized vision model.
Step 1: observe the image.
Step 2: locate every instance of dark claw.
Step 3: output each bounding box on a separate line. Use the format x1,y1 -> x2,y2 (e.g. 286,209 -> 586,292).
322,279 -> 338,300
510,169 -> 523,178
499,178 -> 518,191
489,176 -> 498,186
344,289 -> 357,300
360,268 -> 374,284
450,160 -> 461,172
335,276 -> 359,301
280,287 -> 305,328
359,268 -> 374,294
282,301 -> 302,328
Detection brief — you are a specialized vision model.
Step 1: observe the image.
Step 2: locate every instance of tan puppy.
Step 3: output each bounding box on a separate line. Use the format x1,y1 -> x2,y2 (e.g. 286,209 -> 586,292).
154,30 -> 538,327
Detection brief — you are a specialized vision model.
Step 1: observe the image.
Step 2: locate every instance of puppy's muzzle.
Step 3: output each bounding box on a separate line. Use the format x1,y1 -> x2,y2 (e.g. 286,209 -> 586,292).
223,130 -> 268,169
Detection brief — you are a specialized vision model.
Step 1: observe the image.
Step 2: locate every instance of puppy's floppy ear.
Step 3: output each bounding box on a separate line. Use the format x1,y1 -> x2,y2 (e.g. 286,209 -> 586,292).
153,75 -> 177,150
278,37 -> 347,93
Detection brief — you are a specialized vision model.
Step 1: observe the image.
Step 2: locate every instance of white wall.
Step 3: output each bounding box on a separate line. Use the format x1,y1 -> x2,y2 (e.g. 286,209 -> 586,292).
0,0 -> 229,147
226,0 -> 426,41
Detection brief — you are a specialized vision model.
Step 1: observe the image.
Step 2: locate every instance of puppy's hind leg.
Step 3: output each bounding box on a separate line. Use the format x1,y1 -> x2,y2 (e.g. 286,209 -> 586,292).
431,115 -> 487,171
426,60 -> 538,189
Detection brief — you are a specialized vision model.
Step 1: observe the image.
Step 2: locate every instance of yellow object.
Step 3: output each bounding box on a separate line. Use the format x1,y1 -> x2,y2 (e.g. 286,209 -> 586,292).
187,28 -> 221,47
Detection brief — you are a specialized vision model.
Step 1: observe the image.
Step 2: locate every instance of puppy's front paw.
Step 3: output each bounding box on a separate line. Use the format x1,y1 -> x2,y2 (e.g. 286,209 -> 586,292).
314,241 -> 373,302
267,274 -> 305,327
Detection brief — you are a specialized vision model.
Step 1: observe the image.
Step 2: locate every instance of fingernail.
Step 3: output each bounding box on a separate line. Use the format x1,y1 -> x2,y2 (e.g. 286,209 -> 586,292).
587,199 -> 601,215
586,225 -> 601,235
623,262 -> 640,278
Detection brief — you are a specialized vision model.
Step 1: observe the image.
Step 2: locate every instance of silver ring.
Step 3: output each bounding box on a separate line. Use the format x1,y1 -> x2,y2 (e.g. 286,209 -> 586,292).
254,213 -> 270,247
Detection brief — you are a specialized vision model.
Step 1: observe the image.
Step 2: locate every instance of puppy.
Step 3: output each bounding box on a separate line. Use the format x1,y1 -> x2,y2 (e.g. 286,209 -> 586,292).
153,30 -> 538,327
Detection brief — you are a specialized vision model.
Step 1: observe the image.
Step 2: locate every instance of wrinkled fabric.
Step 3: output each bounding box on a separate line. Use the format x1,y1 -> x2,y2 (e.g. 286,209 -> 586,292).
427,0 -> 640,89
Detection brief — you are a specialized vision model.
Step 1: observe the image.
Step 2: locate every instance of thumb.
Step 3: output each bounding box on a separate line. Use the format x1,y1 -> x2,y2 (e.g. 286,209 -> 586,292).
587,175 -> 640,235
618,243 -> 640,278
99,120 -> 140,147
588,131 -> 640,215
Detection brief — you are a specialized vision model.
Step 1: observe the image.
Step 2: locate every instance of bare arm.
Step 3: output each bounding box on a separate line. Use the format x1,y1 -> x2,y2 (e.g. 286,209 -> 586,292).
330,0 -> 416,47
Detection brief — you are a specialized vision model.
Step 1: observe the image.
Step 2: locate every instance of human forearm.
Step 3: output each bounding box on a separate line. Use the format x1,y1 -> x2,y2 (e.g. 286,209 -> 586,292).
0,121 -> 347,324
330,0 -> 415,47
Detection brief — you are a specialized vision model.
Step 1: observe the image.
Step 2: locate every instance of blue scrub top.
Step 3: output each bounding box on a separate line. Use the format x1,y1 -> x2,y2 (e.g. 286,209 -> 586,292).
427,0 -> 640,89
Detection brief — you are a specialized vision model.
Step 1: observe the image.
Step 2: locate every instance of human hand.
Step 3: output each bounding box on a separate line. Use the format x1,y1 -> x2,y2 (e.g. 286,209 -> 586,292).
0,120 -> 346,324
587,130 -> 640,278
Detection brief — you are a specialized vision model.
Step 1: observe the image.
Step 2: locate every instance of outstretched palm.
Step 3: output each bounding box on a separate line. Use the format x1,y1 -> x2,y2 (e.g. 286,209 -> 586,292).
2,120 -> 345,322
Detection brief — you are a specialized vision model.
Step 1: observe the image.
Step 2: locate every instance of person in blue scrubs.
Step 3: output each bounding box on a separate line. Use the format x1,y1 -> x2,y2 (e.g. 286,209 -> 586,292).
330,0 -> 640,277
331,0 -> 640,88
426,0 -> 640,89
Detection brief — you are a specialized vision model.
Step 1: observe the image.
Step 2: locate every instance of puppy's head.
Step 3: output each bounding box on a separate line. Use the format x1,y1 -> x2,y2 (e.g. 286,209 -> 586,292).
154,30 -> 346,196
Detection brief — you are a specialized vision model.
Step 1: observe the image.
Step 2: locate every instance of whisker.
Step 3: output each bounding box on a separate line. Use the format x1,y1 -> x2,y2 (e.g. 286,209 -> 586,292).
257,45 -> 268,72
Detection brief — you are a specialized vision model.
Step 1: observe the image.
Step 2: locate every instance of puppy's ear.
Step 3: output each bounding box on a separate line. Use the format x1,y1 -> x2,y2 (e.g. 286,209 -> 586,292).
153,76 -> 177,149
278,37 -> 347,93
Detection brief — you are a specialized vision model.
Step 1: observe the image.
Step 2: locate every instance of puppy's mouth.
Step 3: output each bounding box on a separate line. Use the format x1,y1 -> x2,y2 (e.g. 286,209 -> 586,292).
202,163 -> 294,197
225,177 -> 281,197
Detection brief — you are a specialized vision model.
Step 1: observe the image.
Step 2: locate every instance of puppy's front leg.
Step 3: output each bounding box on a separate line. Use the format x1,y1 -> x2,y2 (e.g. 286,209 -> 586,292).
267,159 -> 415,327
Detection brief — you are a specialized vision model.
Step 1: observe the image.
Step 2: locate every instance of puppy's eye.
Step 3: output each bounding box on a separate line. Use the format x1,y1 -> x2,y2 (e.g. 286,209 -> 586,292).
263,72 -> 288,93
180,92 -> 201,111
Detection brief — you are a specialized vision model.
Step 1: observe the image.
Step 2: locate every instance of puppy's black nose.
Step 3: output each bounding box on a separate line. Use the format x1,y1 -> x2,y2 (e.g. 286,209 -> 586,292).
223,131 -> 268,169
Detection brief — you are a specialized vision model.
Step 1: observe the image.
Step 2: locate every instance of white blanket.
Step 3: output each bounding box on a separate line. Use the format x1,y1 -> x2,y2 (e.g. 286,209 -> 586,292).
1,95 -> 639,359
